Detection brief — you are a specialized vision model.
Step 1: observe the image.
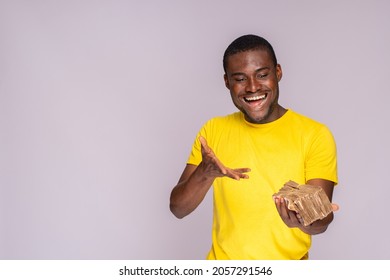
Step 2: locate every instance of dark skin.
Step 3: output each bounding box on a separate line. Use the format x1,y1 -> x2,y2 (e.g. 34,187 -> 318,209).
169,136 -> 250,219
274,179 -> 339,235
170,49 -> 338,235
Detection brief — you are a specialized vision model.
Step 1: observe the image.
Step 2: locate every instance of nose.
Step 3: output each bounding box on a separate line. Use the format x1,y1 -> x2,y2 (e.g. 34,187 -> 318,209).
245,77 -> 260,93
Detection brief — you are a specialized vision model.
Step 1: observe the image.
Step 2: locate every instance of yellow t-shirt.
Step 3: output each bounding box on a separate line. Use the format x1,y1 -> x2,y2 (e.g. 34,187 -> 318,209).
187,110 -> 338,260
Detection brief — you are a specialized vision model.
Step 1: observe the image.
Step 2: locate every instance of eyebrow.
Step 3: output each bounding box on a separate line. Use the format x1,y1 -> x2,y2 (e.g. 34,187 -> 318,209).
230,66 -> 271,77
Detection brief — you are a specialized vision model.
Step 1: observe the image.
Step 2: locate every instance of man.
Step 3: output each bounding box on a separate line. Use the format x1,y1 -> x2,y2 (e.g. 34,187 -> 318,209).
170,34 -> 338,260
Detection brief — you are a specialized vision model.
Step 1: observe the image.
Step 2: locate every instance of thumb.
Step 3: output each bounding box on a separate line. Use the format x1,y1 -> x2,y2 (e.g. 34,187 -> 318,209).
199,136 -> 212,154
331,203 -> 339,212
199,136 -> 208,149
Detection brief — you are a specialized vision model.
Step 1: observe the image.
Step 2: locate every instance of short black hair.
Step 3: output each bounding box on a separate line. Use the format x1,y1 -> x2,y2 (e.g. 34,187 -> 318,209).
223,34 -> 278,73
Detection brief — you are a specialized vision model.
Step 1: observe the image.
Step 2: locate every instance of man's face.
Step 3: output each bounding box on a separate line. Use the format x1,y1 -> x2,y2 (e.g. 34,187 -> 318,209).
224,49 -> 283,124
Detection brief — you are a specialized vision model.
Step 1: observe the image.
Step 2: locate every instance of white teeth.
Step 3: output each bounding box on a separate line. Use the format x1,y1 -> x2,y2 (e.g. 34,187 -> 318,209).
245,94 -> 266,101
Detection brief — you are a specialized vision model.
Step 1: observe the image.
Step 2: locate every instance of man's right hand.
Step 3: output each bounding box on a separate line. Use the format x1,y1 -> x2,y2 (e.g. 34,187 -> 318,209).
199,136 -> 250,181
170,136 -> 251,218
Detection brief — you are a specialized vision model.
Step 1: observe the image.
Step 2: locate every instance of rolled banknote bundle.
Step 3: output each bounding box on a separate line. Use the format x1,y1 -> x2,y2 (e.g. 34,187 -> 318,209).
274,180 -> 333,226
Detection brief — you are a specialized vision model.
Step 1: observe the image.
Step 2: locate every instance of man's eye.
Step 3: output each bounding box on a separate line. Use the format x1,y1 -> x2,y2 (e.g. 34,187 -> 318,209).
257,73 -> 268,79
235,77 -> 246,82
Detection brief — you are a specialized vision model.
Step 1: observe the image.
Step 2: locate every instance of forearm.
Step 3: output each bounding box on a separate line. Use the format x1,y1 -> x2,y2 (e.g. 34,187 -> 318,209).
298,212 -> 334,235
300,179 -> 336,235
169,163 -> 215,219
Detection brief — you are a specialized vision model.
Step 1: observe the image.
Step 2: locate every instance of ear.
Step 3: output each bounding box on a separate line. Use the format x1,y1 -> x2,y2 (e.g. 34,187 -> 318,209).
276,64 -> 283,82
224,74 -> 230,89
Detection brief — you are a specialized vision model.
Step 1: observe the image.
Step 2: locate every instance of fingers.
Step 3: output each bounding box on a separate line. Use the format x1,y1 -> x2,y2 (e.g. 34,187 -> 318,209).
199,136 -> 210,153
279,197 -> 291,220
225,169 -> 242,180
273,197 -> 281,217
274,197 -> 290,221
199,136 -> 227,175
199,136 -> 251,179
274,197 -> 301,227
211,156 -> 228,176
233,168 -> 251,179
226,168 -> 251,180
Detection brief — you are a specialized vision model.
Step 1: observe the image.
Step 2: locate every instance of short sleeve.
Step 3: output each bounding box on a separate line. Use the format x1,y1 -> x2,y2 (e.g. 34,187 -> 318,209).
305,125 -> 338,185
186,120 -> 211,166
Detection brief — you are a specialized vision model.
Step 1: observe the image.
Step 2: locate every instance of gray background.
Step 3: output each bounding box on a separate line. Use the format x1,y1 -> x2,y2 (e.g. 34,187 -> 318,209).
1,0 -> 389,259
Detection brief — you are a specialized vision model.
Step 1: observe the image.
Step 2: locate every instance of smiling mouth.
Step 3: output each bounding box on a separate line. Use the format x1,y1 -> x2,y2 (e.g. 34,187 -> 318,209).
243,93 -> 267,103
